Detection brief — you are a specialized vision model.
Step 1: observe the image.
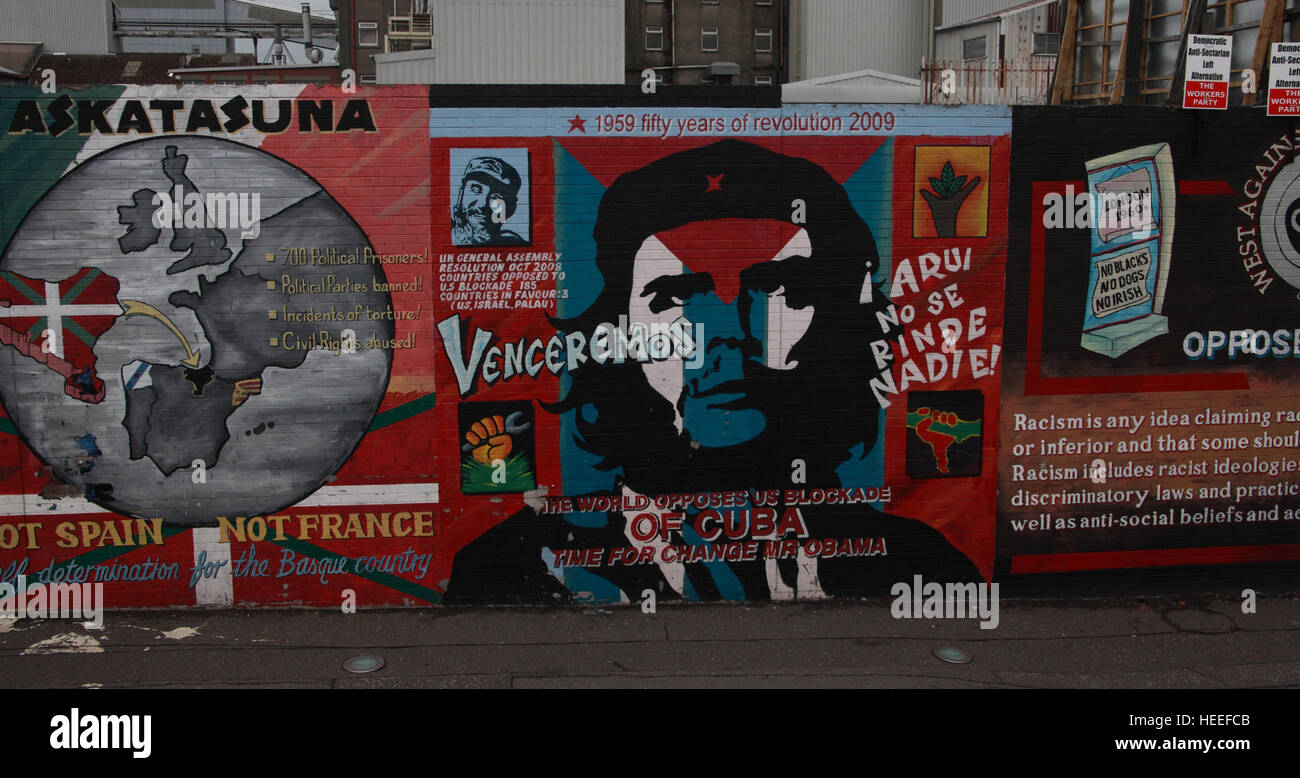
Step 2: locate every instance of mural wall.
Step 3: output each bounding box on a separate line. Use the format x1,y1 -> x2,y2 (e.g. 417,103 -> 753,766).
1003,107 -> 1300,579
432,104 -> 1009,604
0,85 -> 1295,609
0,86 -> 439,607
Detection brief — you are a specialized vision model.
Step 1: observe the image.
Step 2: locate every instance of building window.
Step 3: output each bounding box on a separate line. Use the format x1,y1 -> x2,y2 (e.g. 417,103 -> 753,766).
755,28 -> 772,52
1033,32 -> 1061,55
360,74 -> 377,84
702,27 -> 719,52
703,0 -> 719,4
358,22 -> 379,48
646,26 -> 664,50
756,0 -> 774,5
962,35 -> 986,60
755,75 -> 773,85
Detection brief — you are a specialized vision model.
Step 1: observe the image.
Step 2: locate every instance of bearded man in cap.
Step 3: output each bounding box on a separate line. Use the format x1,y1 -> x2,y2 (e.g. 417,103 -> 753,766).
444,140 -> 979,605
452,156 -> 527,246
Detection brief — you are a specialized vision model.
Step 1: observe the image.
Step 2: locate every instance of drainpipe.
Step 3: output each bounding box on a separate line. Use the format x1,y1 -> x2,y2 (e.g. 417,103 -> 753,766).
669,0 -> 676,79
922,0 -> 934,73
789,0 -> 802,82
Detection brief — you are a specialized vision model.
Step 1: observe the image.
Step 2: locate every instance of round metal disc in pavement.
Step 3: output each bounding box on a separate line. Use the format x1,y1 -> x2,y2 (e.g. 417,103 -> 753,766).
933,646 -> 972,664
343,655 -> 386,674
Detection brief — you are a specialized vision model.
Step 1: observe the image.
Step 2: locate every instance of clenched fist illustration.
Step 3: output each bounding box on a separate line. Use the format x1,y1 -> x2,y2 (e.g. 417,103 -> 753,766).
465,415 -> 512,464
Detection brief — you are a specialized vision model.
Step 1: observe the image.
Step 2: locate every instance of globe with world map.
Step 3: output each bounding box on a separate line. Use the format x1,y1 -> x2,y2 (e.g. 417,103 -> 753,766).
0,136 -> 392,525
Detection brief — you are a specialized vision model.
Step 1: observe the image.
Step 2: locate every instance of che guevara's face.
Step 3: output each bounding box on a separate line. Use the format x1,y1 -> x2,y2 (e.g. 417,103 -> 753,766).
628,218 -> 816,448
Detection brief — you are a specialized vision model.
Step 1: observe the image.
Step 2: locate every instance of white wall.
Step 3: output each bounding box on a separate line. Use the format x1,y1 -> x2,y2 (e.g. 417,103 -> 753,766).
935,20 -> 999,62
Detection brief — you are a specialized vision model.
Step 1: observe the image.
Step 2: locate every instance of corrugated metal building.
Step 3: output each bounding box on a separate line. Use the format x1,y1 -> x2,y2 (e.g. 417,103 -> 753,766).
941,0 -> 1034,27
934,0 -> 1061,62
375,0 -> 622,84
0,0 -> 115,54
926,0 -> 1061,105
788,0 -> 926,81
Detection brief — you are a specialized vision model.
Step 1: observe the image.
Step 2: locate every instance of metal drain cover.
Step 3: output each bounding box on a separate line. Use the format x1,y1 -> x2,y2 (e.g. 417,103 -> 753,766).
343,655 -> 385,674
933,646 -> 972,664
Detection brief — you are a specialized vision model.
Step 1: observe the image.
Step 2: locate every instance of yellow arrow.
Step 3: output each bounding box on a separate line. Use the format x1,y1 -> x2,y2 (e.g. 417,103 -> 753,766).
120,300 -> 202,367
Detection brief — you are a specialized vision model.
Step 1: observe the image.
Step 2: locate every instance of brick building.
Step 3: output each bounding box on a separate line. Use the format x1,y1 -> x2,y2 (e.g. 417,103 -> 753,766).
626,0 -> 785,86
331,0 -> 432,82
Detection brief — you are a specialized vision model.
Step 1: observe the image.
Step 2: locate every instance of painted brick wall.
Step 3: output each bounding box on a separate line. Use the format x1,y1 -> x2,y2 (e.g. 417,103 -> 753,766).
0,85 -> 1296,612
0,85 -> 439,609
1002,106 -> 1300,586
429,100 -> 1009,605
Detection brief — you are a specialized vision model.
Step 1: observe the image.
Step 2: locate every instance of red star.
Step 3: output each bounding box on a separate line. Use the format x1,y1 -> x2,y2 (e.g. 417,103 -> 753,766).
567,115 -> 587,133
706,173 -> 725,192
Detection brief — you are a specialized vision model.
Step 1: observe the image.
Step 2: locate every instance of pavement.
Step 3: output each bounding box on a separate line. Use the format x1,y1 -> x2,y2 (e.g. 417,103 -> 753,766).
3,589 -> 1299,689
